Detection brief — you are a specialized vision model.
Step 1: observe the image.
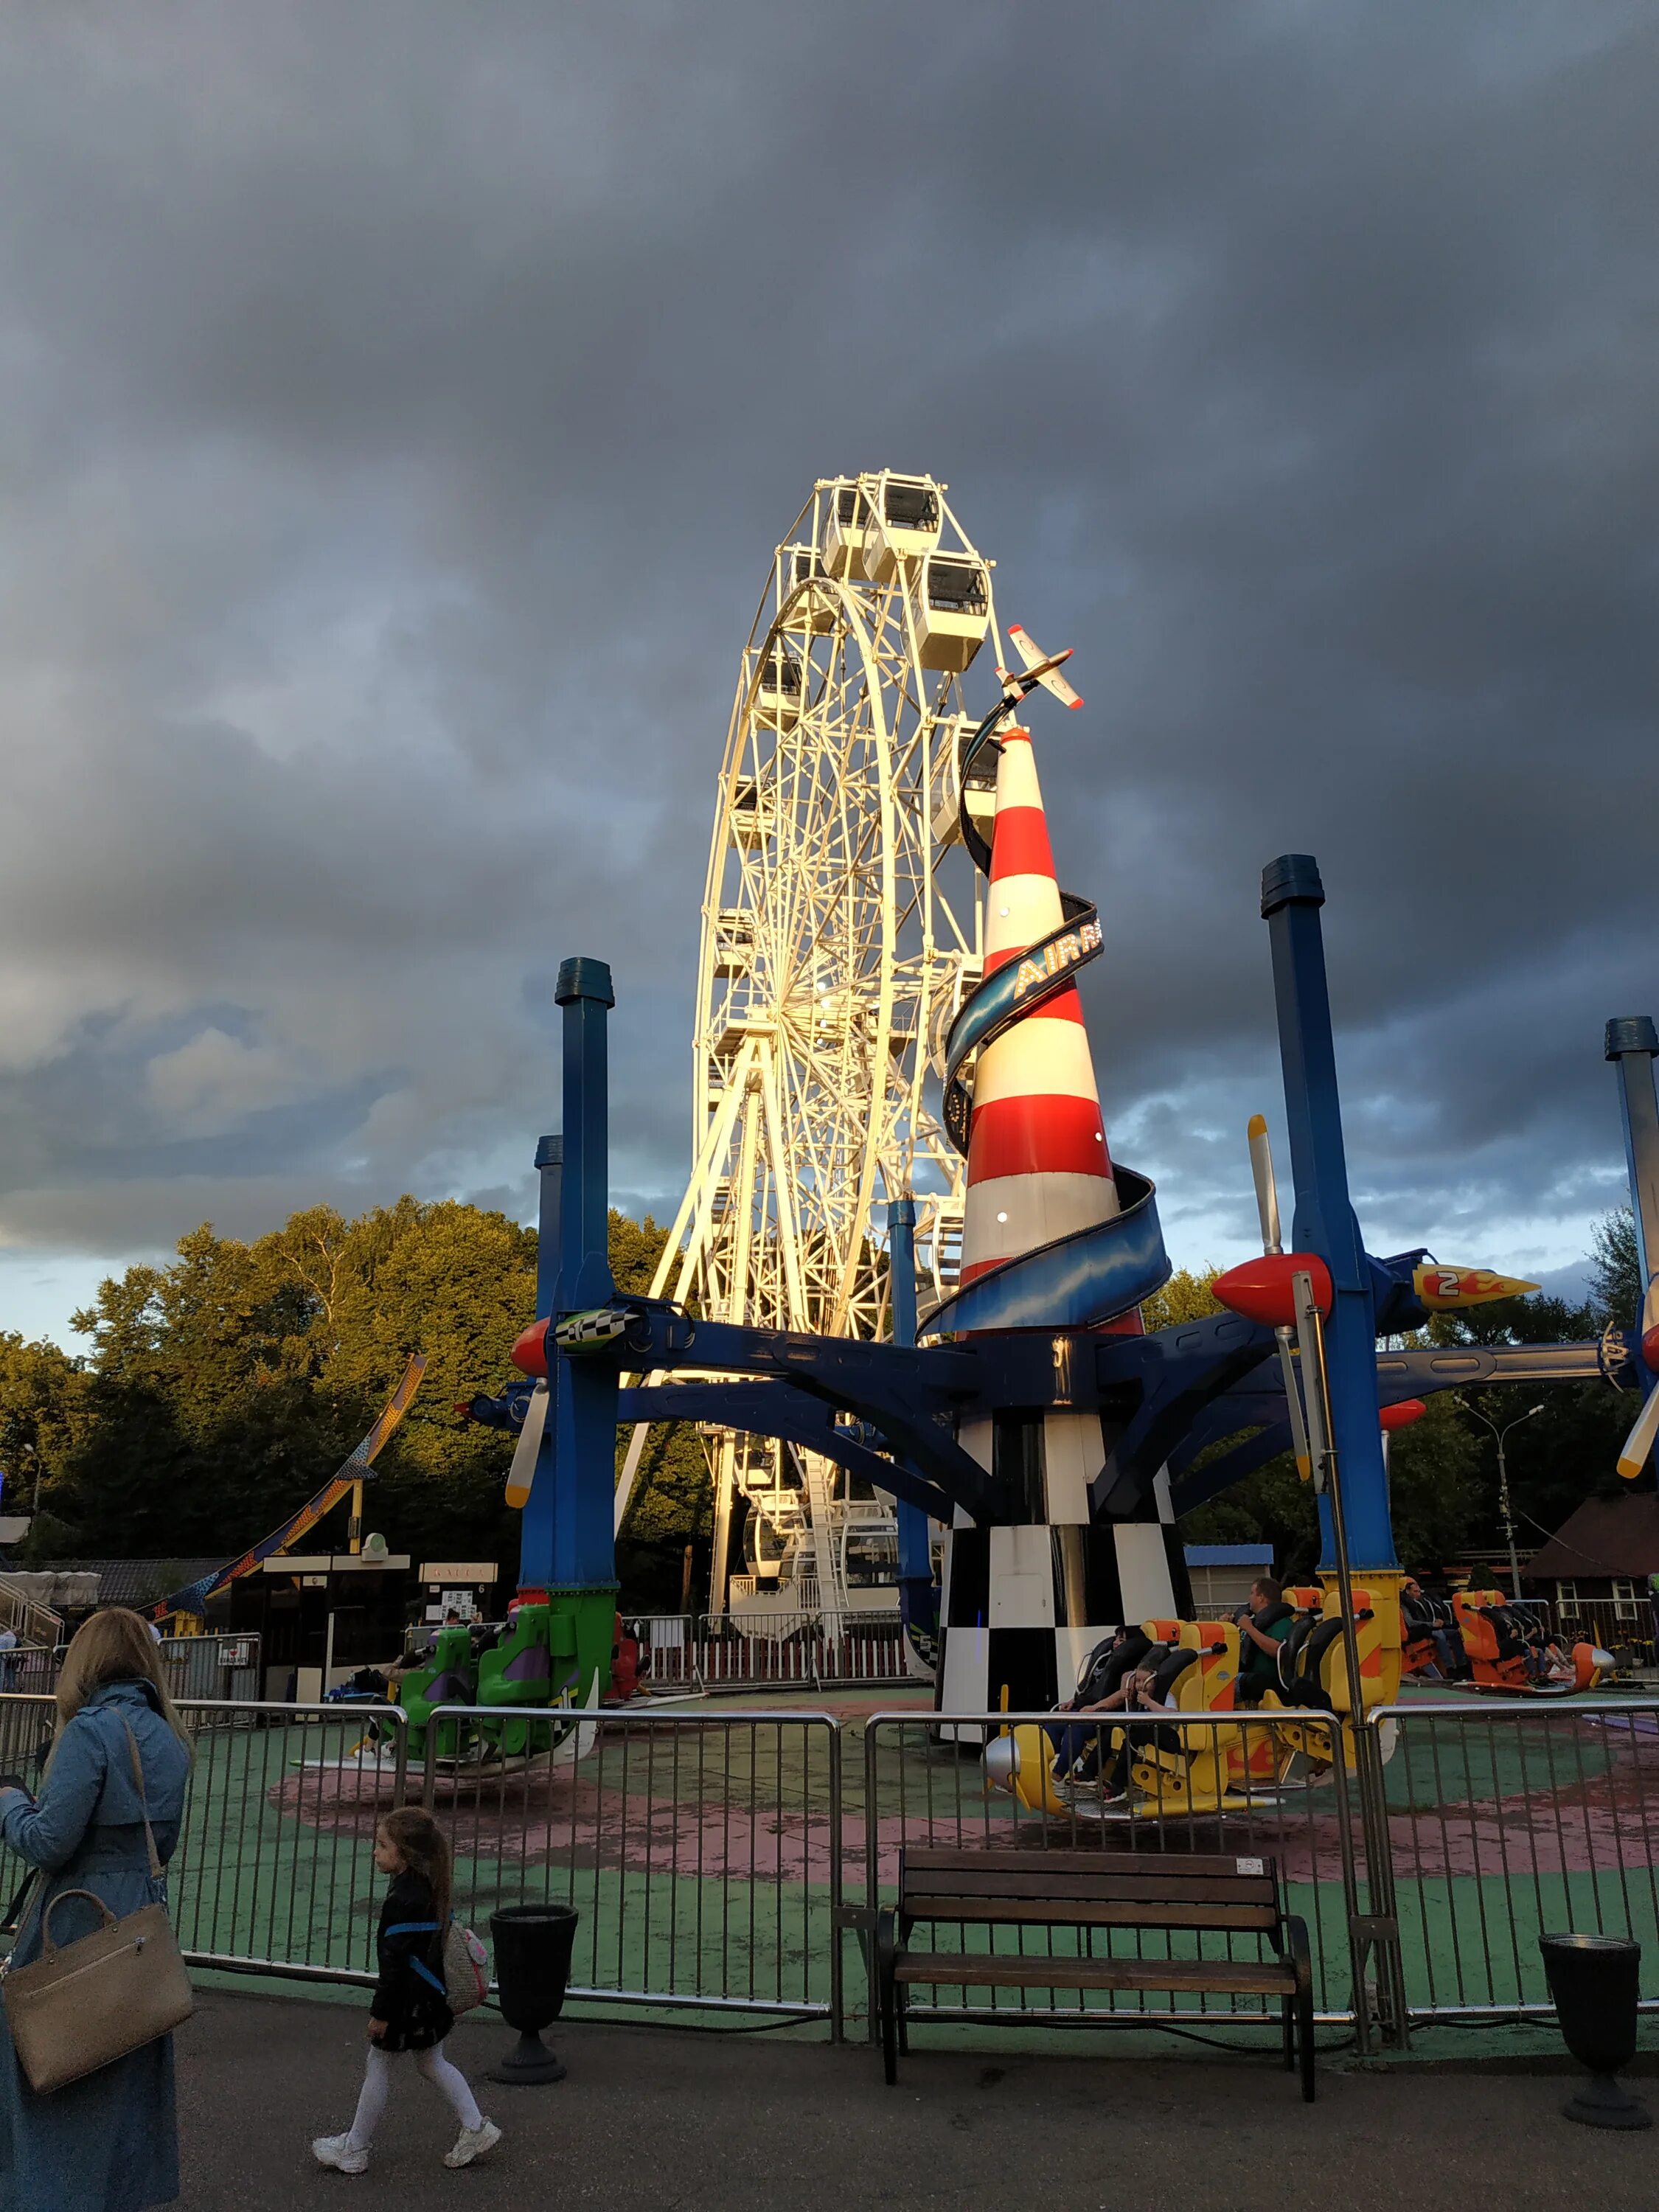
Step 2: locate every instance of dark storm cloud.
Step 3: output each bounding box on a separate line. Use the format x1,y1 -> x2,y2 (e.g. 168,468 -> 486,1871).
0,1 -> 1655,1321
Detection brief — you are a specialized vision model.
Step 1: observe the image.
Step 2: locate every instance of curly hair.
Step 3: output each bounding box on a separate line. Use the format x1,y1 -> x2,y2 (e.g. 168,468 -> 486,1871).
377,1805 -> 453,1928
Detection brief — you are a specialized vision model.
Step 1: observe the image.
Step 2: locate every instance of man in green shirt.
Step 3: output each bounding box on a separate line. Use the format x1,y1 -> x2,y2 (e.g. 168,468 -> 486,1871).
1234,1576 -> 1295,1705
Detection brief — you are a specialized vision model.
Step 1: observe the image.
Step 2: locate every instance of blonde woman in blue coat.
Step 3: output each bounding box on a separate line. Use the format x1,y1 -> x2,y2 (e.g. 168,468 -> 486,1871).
0,1609 -> 192,2211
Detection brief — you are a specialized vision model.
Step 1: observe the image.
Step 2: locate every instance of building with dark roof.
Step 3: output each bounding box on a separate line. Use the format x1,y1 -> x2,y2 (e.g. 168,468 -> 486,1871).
37,1559 -> 229,1612
1522,1495 -> 1659,1651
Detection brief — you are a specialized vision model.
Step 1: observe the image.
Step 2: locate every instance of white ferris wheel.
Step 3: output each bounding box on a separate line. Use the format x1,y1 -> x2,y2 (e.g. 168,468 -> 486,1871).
619,473 -> 1006,1618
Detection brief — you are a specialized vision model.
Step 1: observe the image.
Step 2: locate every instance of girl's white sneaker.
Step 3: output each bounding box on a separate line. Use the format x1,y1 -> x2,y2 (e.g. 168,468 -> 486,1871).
444,2118 -> 503,2168
313,2134 -> 369,2174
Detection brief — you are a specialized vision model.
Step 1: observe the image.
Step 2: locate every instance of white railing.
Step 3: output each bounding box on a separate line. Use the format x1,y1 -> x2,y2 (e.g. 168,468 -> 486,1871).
0,1577 -> 61,1652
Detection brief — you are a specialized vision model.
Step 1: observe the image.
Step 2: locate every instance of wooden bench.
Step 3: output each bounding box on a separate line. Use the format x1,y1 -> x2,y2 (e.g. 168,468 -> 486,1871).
875,1845 -> 1315,2099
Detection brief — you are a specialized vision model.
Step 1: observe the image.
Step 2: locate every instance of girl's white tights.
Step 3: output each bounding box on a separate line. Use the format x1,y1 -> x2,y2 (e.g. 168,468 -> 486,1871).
347,2042 -> 483,2151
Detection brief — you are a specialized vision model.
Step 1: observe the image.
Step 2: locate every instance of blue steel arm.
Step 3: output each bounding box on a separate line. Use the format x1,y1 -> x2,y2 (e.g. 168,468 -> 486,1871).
602,1306 -> 1001,1523
613,1380 -> 956,1526
1169,1335 -> 1619,1512
1262,854 -> 1396,1571
1089,1313 -> 1279,1517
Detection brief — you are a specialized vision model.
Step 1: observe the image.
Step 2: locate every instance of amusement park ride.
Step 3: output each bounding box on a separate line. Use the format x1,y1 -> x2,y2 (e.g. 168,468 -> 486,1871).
456,470 -> 1659,1804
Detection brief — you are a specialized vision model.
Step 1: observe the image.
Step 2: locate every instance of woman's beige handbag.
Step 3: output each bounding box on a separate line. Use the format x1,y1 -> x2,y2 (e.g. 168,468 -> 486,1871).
1,1721 -> 193,2093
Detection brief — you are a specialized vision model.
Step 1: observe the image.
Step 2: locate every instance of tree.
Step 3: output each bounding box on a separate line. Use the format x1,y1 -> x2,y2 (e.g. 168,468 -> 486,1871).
38,1197 -> 714,1601
1141,1267 -> 1223,1332
0,1333 -> 92,1547
1589,1208 -> 1642,1326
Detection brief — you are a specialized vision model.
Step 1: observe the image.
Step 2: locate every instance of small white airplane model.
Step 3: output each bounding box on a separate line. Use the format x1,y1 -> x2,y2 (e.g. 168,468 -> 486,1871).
998,624 -> 1085,712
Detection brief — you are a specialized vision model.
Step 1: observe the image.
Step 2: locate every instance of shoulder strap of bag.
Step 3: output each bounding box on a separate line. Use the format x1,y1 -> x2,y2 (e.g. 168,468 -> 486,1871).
120,1719 -> 164,1883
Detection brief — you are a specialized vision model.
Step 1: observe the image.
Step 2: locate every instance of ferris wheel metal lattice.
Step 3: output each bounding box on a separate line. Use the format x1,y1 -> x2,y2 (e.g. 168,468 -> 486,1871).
618,473 -> 1004,1621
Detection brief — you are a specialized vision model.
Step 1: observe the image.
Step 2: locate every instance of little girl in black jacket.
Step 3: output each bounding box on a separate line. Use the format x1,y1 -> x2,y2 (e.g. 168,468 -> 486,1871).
312,1809 -> 503,2174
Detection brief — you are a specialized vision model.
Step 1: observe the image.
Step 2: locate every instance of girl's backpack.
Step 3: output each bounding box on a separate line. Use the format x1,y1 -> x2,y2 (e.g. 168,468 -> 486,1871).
442,1920 -> 489,2014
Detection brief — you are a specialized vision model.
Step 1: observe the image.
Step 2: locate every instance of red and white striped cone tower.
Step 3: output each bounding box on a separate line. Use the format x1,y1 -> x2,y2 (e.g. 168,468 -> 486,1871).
938,726 -> 1183,1720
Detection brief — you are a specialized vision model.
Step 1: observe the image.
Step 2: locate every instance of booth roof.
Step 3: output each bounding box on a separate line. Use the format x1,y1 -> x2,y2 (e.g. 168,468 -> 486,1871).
35,1558 -> 229,1608
1182,1544 -> 1276,1568
1523,1495 -> 1659,1582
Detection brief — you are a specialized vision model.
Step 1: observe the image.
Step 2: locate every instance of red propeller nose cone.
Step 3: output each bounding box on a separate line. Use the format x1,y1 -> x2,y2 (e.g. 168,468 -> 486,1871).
1643,1324 -> 1659,1373
1380,1398 -> 1427,1432
1211,1253 -> 1333,1329
510,1318 -> 550,1377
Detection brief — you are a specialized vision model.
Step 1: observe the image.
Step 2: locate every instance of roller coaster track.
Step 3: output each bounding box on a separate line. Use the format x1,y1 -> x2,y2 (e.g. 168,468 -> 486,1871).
151,1354 -> 427,1623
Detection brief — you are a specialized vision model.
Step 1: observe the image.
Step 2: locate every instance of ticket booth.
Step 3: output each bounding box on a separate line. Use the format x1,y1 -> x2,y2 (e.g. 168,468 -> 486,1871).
227,1551 -> 413,1702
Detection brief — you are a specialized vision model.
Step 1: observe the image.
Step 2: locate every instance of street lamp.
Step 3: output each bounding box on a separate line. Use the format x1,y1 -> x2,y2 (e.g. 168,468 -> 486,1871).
1458,1399 -> 1546,1599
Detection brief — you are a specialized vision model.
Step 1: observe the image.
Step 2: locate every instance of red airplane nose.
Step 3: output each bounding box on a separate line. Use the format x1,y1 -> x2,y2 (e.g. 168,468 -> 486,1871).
1212,1253 -> 1334,1328
1380,1399 -> 1427,1432
1643,1324 -> 1659,1373
510,1318 -> 550,1377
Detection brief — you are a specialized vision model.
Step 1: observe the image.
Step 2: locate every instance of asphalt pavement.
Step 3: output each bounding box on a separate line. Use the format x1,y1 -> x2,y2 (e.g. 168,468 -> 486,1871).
174,1986 -> 1658,2211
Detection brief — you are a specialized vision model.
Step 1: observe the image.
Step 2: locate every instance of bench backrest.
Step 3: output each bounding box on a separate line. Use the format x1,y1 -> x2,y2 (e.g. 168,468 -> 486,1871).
897,1846 -> 1284,1935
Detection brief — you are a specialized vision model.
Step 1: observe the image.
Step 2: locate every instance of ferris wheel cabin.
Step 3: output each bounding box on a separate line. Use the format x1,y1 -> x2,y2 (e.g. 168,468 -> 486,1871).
728,779 -> 772,846
754,644 -> 803,728
911,553 -> 991,672
861,471 -> 942,583
779,544 -> 835,634
822,481 -> 871,578
711,908 -> 754,975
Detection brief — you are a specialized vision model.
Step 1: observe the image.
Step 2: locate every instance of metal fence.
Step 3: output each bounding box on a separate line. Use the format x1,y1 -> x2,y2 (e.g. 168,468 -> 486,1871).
0,1696 -> 408,1986
422,1703 -> 843,2026
630,1613 -> 908,1692
1550,1599 -> 1655,1667
0,1636 -> 263,1703
4,1686 -> 1658,2053
858,1708 -> 1377,2041
1372,1697 -> 1659,2022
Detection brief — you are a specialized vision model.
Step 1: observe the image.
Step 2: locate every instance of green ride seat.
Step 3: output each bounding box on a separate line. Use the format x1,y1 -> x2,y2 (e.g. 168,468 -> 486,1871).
477,1603 -> 571,1756
399,1625 -> 477,1762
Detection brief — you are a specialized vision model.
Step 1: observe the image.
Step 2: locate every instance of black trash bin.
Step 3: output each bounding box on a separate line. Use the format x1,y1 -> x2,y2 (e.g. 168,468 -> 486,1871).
1540,1933 -> 1652,2130
489,1904 -> 580,2085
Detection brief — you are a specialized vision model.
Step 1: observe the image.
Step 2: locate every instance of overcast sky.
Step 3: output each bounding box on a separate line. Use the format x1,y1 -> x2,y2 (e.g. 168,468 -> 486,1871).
1,1 -> 1655,1347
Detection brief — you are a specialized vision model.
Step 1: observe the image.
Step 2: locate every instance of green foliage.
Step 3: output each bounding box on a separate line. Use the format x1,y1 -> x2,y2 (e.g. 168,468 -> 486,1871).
49,1199 -> 538,1565
1179,1454 -> 1321,1581
1141,1267 -> 1223,1332
1589,1208 -> 1641,1326
0,1332 -> 92,1543
29,1198 -> 714,1582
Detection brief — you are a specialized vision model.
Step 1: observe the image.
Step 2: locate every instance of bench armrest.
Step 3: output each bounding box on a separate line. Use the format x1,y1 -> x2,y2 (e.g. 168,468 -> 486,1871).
1283,1913 -> 1312,1996
876,1907 -> 899,1977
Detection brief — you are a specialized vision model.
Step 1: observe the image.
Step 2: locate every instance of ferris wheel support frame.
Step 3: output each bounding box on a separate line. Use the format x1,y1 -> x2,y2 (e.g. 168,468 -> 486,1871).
616,482 -> 998,1619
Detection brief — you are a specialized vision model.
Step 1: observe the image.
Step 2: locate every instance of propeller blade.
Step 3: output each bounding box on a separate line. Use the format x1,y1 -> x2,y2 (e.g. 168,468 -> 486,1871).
1288,1269 -> 1329,1492
1278,1336 -> 1314,1482
504,1378 -> 549,1509
1247,1113 -> 1281,1254
1245,1117 -> 1312,1476
1617,1384 -> 1659,1483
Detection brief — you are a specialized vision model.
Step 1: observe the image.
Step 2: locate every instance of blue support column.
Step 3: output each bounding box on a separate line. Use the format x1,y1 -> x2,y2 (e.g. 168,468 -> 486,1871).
1262,855 -> 1397,1571
886,1200 -> 936,1652
517,1135 -> 563,1592
1606,1018 -> 1659,1314
545,958 -> 619,1698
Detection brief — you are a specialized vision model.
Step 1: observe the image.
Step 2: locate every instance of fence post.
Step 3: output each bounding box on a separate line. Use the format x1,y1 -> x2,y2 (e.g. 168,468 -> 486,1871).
392,1709 -> 410,1809
827,1720 -> 844,2044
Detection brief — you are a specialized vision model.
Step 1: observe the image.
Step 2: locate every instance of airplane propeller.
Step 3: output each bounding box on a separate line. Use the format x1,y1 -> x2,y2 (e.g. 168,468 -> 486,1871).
1616,1275 -> 1659,1481
1246,1114 -> 1314,1481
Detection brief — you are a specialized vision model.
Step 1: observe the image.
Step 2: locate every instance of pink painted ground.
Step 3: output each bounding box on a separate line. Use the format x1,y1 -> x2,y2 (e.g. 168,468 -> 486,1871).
270,1717 -> 1659,1886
